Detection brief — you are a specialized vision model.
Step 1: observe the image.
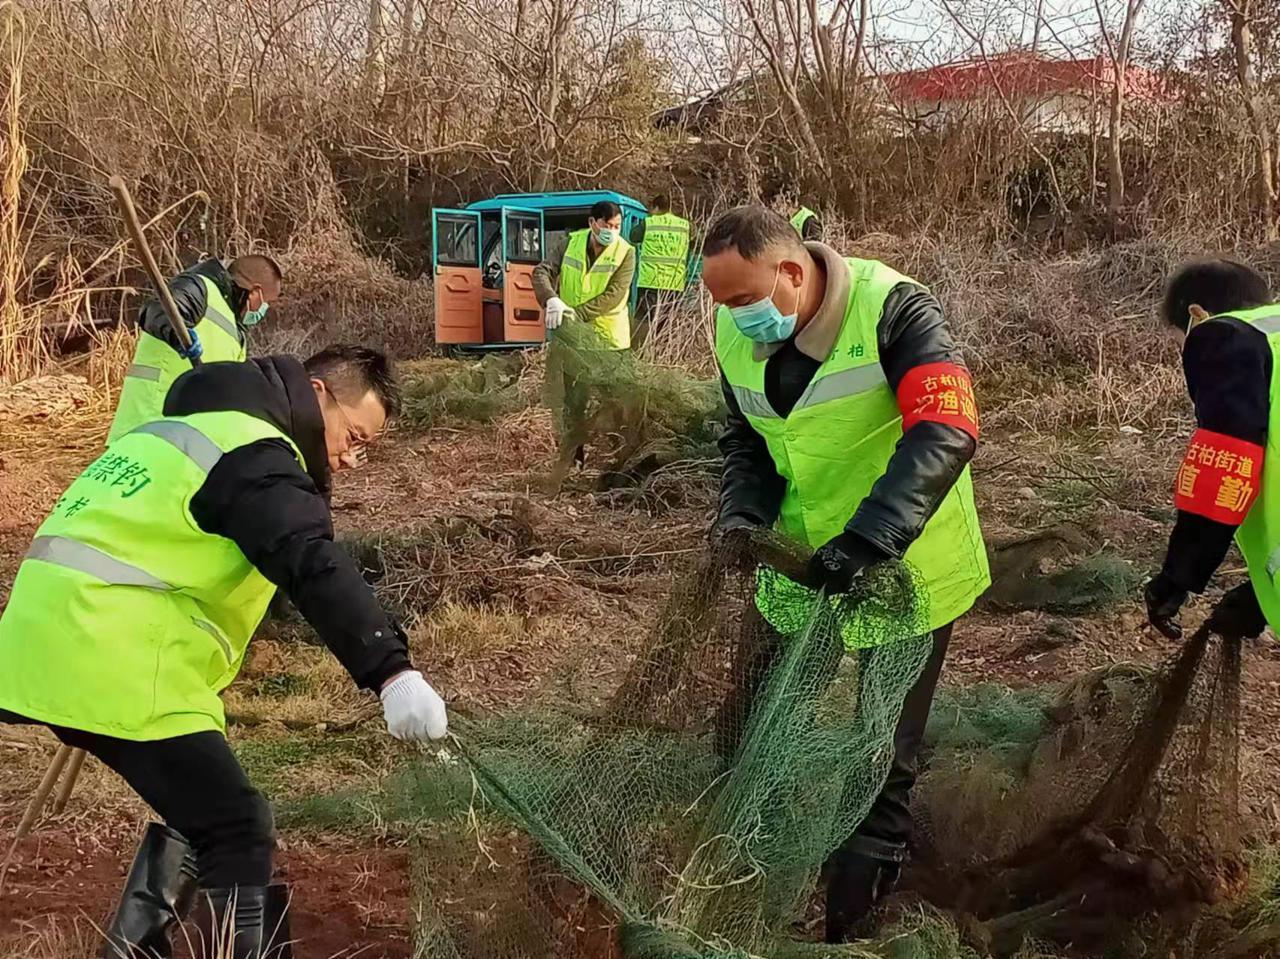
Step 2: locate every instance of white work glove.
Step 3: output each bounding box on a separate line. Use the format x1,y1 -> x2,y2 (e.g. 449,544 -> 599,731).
544,296 -> 575,330
380,671 -> 448,741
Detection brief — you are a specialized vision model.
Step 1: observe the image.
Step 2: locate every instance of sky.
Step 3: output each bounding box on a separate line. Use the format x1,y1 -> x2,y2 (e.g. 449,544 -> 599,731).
646,0 -> 1210,97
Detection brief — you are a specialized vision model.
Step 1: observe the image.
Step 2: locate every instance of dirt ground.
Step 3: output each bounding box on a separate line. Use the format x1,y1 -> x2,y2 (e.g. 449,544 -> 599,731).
4,389 -> 1280,957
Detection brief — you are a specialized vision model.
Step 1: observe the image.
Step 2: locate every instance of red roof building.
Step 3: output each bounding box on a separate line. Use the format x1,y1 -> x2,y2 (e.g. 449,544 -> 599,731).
880,53 -> 1173,133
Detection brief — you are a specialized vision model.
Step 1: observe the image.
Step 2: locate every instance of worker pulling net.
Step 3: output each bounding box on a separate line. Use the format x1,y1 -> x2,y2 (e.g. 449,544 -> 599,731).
411,529 -> 936,958
542,319 -> 725,489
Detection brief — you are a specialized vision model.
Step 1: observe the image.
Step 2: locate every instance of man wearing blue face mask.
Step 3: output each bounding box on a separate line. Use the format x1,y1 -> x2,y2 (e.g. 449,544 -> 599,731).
109,254 -> 283,442
534,200 -> 637,351
703,204 -> 988,942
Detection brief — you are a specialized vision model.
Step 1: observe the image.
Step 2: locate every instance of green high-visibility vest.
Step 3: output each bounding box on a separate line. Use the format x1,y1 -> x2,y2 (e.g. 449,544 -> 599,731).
108,277 -> 246,442
638,212 -> 690,292
0,412 -> 301,740
559,229 -> 632,350
716,257 -> 990,647
790,207 -> 817,235
1205,305 -> 1280,630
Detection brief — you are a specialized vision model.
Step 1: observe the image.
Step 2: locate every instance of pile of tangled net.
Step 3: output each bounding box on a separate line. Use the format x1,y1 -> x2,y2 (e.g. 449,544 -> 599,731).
912,623 -> 1250,956
411,529 -> 939,958
401,521 -> 1255,958
543,319 -> 725,489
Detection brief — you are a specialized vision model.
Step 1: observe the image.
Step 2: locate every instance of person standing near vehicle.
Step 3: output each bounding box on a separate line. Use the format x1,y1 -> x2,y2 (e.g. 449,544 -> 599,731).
1144,258 -> 1280,644
0,346 -> 447,959
534,200 -> 636,351
632,194 -> 692,347
534,200 -> 638,475
701,204 -> 988,942
109,254 -> 283,442
790,205 -> 822,242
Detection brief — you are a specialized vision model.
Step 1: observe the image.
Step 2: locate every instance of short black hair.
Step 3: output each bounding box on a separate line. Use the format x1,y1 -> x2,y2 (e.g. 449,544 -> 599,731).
590,200 -> 622,221
1161,258 -> 1272,331
230,254 -> 284,289
702,204 -> 805,261
305,345 -> 401,418
650,194 -> 671,212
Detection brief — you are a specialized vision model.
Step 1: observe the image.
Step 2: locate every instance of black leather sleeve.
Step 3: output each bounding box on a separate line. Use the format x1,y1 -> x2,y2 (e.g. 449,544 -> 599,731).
136,272 -> 210,349
845,282 -> 978,558
716,372 -> 786,529
189,440 -> 413,691
1159,318 -> 1272,593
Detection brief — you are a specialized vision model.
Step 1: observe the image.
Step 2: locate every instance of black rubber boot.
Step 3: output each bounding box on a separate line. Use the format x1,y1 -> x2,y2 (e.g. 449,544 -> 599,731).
824,837 -> 906,944
265,883 -> 294,959
99,822 -> 199,959
194,884 -> 294,959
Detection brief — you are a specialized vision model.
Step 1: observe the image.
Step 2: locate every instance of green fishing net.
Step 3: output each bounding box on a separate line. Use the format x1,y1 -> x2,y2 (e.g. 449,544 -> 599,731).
410,530 -> 935,958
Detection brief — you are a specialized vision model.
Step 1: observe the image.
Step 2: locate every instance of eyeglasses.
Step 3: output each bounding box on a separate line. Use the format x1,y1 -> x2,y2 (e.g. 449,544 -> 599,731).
325,388 -> 372,452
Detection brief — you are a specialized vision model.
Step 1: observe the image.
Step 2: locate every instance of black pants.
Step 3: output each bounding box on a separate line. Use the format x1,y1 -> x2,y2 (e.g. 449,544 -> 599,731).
633,288 -> 677,349
38,723 -> 275,888
847,623 -> 951,851
716,613 -> 954,853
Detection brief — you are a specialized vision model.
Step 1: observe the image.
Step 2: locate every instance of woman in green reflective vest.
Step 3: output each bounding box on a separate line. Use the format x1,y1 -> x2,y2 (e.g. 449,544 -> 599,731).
701,205 -> 988,942
109,254 -> 283,442
0,348 -> 448,959
1145,258 -> 1280,643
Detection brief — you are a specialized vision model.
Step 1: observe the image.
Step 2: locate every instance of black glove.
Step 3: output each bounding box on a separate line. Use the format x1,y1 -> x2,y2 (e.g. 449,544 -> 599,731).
710,515 -> 759,567
1144,572 -> 1187,640
1206,583 -> 1267,640
807,531 -> 887,595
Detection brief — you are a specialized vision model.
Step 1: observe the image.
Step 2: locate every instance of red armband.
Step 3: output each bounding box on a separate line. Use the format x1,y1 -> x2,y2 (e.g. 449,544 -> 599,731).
1173,428 -> 1264,525
897,362 -> 979,439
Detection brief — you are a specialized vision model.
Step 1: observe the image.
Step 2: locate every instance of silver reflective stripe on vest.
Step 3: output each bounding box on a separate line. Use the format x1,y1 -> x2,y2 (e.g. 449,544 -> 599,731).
126,364 -> 162,381
129,421 -> 223,473
192,618 -> 233,661
796,364 -> 888,411
202,303 -> 239,341
1252,314 -> 1280,335
732,385 -> 779,419
26,535 -> 174,590
562,256 -> 586,271
643,255 -> 686,265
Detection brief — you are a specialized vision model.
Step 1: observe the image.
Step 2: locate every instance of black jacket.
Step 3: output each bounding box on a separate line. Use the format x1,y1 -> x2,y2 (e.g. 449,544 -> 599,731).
139,258 -> 246,350
718,282 -> 977,561
1159,317 -> 1272,593
164,356 -> 412,692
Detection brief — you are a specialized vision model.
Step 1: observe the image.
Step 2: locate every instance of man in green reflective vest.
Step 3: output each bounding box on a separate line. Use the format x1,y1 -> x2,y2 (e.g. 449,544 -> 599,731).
1145,258 -> 1280,643
790,205 -> 822,241
108,254 -> 283,443
533,199 -> 636,351
534,200 -> 638,473
702,205 -> 988,941
633,194 -> 691,348
0,347 -> 447,958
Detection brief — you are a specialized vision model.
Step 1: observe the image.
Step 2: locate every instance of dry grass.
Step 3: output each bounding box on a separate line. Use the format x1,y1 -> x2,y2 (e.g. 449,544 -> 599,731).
0,2 -> 44,383
416,601 -> 529,660
0,917 -> 97,959
223,641 -> 374,730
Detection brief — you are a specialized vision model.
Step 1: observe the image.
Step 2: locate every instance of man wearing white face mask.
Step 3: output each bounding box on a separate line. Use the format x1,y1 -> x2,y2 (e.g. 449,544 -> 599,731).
109,254 -> 283,442
534,200 -> 637,351
701,205 -> 988,942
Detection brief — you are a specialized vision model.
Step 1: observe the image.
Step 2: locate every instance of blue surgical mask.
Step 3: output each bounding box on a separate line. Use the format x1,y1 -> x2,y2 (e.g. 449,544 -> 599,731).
242,301 -> 269,328
594,228 -> 618,247
727,270 -> 797,344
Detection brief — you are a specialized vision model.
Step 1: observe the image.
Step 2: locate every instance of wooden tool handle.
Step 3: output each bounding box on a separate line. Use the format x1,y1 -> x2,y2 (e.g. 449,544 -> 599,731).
108,175 -> 201,366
